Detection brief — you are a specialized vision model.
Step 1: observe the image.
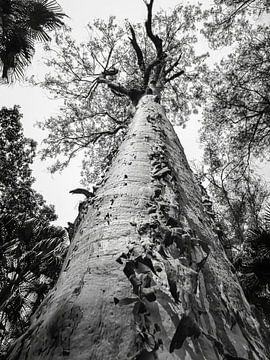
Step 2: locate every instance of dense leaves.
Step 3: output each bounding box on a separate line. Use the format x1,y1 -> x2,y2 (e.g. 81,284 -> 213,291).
33,4 -> 207,183
234,206 -> 270,321
200,162 -> 269,253
199,0 -> 270,256
203,0 -> 270,48
0,107 -> 68,356
201,24 -> 270,170
0,0 -> 66,80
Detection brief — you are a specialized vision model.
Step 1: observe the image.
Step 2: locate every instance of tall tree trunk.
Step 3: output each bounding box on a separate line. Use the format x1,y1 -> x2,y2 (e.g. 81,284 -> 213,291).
8,95 -> 270,359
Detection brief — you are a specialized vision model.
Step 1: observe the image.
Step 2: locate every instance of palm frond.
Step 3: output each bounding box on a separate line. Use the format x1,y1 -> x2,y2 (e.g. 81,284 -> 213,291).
0,0 -> 66,80
0,28 -> 35,79
27,0 -> 66,41
263,203 -> 270,231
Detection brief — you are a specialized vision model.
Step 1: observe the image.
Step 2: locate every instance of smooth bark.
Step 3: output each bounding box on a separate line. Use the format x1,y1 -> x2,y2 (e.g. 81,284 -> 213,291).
8,95 -> 270,359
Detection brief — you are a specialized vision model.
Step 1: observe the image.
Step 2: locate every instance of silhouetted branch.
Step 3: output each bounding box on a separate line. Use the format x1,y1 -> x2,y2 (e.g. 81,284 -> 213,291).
91,125 -> 126,143
129,24 -> 145,72
97,78 -> 130,97
165,53 -> 182,76
220,0 -> 255,26
69,188 -> 93,197
165,70 -> 185,83
143,0 -> 163,57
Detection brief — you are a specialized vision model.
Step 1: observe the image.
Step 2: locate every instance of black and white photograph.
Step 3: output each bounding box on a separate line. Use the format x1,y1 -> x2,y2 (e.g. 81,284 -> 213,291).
0,0 -> 270,358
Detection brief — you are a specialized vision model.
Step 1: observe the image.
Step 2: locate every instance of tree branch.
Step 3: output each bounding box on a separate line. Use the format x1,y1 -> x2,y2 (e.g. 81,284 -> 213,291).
97,77 -> 144,105
91,125 -> 126,144
144,0 -> 163,57
97,78 -> 130,97
165,70 -> 185,83
165,53 -> 182,76
217,0 -> 254,27
129,24 -> 145,73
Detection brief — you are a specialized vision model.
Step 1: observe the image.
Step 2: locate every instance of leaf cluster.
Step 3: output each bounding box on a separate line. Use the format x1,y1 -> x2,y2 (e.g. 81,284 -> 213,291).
202,0 -> 270,48
234,206 -> 270,322
201,24 -> 270,170
197,159 -> 269,255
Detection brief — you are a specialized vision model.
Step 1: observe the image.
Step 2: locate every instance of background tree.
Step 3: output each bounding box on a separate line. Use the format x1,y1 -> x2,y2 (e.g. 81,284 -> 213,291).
195,150 -> 269,256
198,0 -> 270,251
0,0 -> 66,80
0,107 -> 68,357
192,0 -> 270,326
201,23 -> 270,172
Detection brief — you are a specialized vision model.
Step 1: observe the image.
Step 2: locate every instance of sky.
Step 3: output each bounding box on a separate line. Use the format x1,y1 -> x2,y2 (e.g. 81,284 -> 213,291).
1,0 -> 268,226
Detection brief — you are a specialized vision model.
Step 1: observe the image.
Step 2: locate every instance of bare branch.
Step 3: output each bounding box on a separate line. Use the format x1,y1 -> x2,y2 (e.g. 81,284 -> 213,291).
84,79 -> 99,99
144,0 -> 163,57
111,89 -> 126,97
104,47 -> 114,71
165,70 -> 185,83
165,53 -> 182,76
91,125 -> 126,144
97,78 -> 130,97
129,24 -> 145,72
216,0 -> 255,27
98,76 -> 144,105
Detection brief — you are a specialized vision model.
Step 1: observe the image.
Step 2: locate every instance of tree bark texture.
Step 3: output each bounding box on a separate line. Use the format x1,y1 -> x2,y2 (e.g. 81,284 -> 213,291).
8,95 -> 270,359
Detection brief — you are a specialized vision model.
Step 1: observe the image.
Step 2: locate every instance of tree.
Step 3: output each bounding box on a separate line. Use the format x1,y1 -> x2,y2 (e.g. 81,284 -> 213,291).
200,0 -> 270,171
0,107 -> 68,357
199,137 -> 269,250
201,23 -> 270,172
199,0 -> 270,256
7,1 -> 270,359
0,0 -> 66,80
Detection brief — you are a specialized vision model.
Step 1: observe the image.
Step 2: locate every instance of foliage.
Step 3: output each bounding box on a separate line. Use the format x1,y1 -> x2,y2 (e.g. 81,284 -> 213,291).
0,107 -> 68,356
33,2 -> 207,184
234,205 -> 270,322
196,157 -> 269,255
199,0 -> 270,258
0,0 -> 66,80
201,24 -> 270,170
202,0 -> 270,48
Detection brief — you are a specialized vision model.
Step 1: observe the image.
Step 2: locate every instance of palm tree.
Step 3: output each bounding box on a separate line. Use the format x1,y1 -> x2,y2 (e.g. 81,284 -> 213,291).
0,0 -> 66,80
0,215 -> 68,356
234,205 -> 270,322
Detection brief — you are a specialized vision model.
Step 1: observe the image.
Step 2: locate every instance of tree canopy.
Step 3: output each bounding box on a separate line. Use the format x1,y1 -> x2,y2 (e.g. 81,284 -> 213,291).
33,1 -> 207,183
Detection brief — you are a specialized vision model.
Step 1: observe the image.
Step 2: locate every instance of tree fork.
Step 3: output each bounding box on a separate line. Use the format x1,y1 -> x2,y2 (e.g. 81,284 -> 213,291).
8,95 -> 270,359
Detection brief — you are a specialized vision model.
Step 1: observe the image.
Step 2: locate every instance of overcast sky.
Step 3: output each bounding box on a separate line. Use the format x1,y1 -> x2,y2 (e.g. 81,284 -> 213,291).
2,0 -> 267,227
